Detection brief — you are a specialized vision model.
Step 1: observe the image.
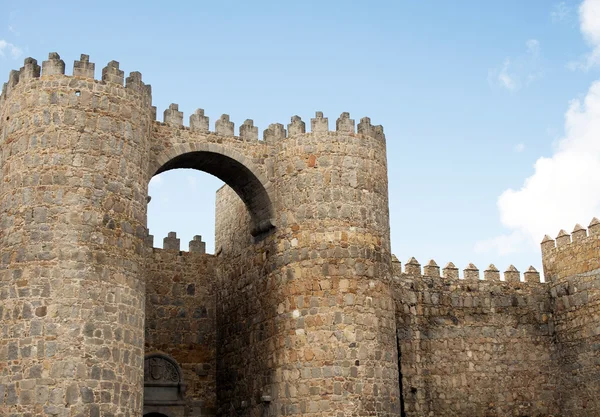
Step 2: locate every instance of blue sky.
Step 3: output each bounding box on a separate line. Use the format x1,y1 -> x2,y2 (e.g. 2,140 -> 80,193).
1,0 -> 599,279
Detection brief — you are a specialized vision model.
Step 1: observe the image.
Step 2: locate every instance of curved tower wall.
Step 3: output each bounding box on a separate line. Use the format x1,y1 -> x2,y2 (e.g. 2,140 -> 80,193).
0,55 -> 153,416
541,222 -> 600,416
215,113 -> 399,416
269,114 -> 399,415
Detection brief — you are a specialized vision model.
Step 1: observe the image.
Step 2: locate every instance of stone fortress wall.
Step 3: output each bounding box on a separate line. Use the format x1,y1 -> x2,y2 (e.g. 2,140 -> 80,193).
393,258 -> 558,416
144,234 -> 216,417
0,52 -> 599,417
392,217 -> 600,417
0,53 -> 397,417
541,221 -> 600,416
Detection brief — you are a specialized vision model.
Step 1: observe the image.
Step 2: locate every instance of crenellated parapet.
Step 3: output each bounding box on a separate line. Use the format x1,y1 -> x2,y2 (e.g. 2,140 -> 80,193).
239,119 -> 258,142
147,231 -> 209,254
541,217 -> 600,281
153,109 -> 385,143
0,53 -> 153,123
394,256 -> 542,284
42,52 -> 65,76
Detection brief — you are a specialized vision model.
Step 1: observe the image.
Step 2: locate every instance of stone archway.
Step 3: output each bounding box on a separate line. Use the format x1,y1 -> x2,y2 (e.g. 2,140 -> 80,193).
152,149 -> 275,238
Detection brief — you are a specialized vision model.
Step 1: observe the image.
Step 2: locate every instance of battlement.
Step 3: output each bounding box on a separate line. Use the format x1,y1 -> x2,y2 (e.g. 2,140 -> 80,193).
146,231 -> 208,254
393,256 -> 543,284
540,217 -> 600,281
0,53 -> 386,149
155,109 -> 385,142
0,53 -> 152,111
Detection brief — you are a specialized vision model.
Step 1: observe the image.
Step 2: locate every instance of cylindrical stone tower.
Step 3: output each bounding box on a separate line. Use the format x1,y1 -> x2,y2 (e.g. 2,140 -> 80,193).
267,112 -> 399,415
0,54 -> 153,416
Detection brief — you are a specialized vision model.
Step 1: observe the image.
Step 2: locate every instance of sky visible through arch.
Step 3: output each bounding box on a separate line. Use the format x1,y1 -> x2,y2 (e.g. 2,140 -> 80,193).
1,0 -> 599,278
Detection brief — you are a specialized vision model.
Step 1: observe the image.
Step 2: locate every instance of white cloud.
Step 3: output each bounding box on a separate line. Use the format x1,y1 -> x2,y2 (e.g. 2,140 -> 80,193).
497,59 -> 517,91
0,40 -> 22,59
568,0 -> 600,70
478,0 -> 600,256
551,2 -> 571,22
514,143 -> 525,153
526,39 -> 540,57
477,79 -> 600,254
489,40 -> 542,92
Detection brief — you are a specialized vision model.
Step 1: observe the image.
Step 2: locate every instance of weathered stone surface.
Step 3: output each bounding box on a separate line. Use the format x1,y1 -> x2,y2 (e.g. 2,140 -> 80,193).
214,119 -> 398,416
393,266 -> 557,416
145,249 -> 216,416
1,54 -> 152,416
1,51 -> 599,417
541,220 -> 600,416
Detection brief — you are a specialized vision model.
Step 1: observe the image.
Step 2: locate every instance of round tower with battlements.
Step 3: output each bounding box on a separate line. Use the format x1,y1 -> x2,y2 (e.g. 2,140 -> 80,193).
0,54 -> 153,416
267,112 -> 400,415
215,112 -> 399,416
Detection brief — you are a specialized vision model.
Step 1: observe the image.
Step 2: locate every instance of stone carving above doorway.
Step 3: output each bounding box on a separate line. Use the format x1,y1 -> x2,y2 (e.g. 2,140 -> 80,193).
145,355 -> 181,384
144,353 -> 186,408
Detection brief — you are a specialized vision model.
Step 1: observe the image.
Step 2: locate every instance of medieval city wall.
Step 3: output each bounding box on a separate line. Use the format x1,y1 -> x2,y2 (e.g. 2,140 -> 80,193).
542,220 -> 600,416
393,259 -> 559,417
145,234 -> 216,416
2,51 -> 600,417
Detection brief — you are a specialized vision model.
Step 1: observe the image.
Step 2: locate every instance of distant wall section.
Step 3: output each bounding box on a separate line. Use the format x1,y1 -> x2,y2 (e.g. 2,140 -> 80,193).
393,258 -> 559,417
145,235 -> 217,416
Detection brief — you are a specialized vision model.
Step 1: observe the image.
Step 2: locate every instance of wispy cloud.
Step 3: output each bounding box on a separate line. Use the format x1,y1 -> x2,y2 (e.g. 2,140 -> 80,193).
496,59 -> 517,91
526,39 -> 540,56
551,2 -> 571,22
489,39 -> 543,92
568,0 -> 600,70
513,143 -> 525,153
477,0 -> 600,257
0,40 -> 22,60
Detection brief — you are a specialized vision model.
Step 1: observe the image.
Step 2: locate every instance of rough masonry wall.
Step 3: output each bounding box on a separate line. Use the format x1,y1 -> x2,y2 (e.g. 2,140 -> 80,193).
542,221 -> 600,416
263,115 -> 400,416
214,113 -> 401,417
145,246 -> 217,416
215,184 -> 254,257
0,55 -> 153,417
214,184 -> 279,416
393,260 -> 559,417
